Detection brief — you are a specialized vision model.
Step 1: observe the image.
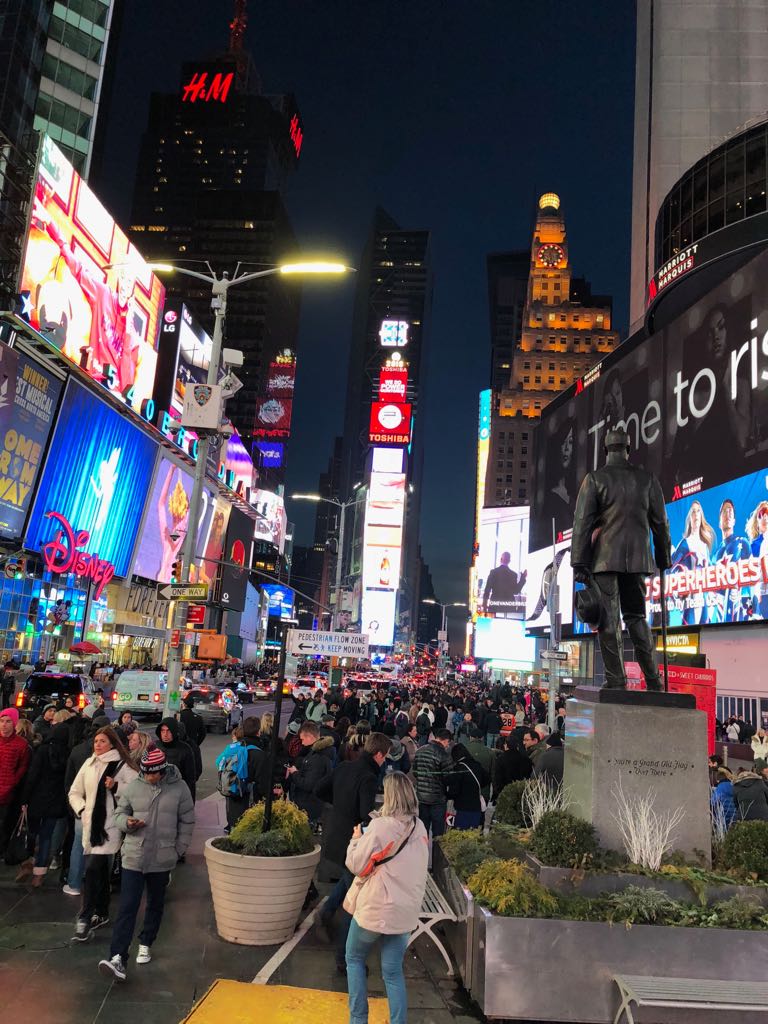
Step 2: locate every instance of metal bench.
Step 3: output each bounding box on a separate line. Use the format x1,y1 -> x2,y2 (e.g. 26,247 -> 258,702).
407,873 -> 457,975
613,974 -> 768,1024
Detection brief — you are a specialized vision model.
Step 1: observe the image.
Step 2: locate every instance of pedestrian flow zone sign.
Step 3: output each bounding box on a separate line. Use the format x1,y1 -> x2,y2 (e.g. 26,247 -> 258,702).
286,629 -> 369,659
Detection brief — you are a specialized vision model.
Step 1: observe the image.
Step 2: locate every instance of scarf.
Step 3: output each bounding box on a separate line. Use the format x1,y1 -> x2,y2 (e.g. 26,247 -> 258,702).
89,757 -> 124,849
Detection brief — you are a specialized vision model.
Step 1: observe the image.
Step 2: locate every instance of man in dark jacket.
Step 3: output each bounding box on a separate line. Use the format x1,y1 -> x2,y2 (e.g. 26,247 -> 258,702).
534,732 -> 565,789
571,427 -> 671,690
155,718 -> 197,801
319,714 -> 341,749
314,732 -> 391,972
179,695 -> 206,747
492,734 -> 533,798
413,728 -> 453,839
19,722 -> 70,885
733,769 -> 768,821
286,722 -> 335,825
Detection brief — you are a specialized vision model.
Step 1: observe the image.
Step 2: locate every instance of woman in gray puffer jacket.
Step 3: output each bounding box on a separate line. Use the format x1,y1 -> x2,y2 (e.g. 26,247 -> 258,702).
98,746 -> 195,982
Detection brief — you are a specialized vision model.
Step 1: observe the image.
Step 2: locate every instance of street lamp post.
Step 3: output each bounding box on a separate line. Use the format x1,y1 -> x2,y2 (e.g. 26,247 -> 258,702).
421,599 -> 466,684
155,261 -> 349,715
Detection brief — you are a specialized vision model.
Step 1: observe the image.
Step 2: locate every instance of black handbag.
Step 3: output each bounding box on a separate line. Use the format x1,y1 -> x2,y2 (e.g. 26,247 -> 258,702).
4,807 -> 30,866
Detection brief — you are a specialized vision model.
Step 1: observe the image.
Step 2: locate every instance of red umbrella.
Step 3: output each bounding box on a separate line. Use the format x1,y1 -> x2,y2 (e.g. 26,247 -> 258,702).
69,641 -> 102,655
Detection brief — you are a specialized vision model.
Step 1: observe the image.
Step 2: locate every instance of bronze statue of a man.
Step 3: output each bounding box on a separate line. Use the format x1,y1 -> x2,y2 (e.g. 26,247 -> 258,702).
571,428 -> 671,690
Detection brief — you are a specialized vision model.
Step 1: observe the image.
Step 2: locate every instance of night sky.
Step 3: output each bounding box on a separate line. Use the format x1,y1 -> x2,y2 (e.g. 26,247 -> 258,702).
98,0 -> 636,636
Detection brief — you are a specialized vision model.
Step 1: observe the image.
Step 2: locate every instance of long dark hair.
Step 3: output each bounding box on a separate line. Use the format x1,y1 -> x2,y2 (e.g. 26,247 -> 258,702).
94,725 -> 130,763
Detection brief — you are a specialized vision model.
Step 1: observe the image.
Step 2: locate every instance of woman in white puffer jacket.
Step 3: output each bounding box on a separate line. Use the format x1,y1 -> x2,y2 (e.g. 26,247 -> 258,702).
68,726 -> 136,942
751,729 -> 768,760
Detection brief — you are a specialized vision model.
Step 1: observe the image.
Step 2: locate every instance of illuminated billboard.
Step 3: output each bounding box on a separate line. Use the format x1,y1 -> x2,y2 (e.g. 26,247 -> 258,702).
132,454 -> 216,585
253,488 -> 287,553
361,470 -> 406,649
254,442 -> 284,469
530,243 -> 768,632
20,136 -> 164,415
262,583 -> 295,619
221,506 -> 252,611
378,366 -> 408,403
474,616 -> 537,663
26,379 -> 157,577
474,507 -> 529,619
0,343 -> 63,541
379,320 -> 409,347
369,402 -> 412,445
254,350 -> 296,440
525,538 -> 574,633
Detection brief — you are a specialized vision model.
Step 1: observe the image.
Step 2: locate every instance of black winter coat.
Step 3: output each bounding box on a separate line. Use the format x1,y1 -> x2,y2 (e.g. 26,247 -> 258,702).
493,747 -> 533,796
485,710 -> 503,734
22,724 -> 70,818
180,706 -> 206,746
447,755 -> 488,813
290,736 -> 335,821
413,740 -> 453,804
156,718 -> 197,800
534,746 -> 564,788
315,752 -> 380,866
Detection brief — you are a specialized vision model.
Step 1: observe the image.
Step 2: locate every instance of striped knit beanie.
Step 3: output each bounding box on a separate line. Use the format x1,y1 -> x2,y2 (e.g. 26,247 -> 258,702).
140,746 -> 168,774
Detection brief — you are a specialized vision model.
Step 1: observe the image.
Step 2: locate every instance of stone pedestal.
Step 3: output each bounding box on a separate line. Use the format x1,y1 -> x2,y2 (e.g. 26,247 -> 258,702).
564,687 -> 711,865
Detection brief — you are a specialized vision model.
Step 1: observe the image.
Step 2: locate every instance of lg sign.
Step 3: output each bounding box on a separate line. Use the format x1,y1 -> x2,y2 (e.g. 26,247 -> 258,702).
378,367 -> 408,403
369,402 -> 412,444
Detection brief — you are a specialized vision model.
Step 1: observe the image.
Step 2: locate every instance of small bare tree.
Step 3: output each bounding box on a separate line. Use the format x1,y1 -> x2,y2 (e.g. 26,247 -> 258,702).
522,776 -> 571,828
610,780 -> 685,871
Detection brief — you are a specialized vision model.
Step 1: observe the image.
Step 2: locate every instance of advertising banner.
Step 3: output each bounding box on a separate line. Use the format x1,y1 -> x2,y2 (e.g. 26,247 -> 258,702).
20,136 -> 164,414
261,583 -> 295,619
0,343 -> 62,540
255,396 -> 292,436
627,662 -> 717,752
361,589 -> 397,647
254,442 -> 284,469
474,506 -> 529,619
360,469 -> 406,649
26,379 -> 157,576
474,616 -> 537,663
220,506 -> 252,611
132,454 -> 217,585
369,402 -> 412,445
265,358 -> 296,398
253,488 -> 287,552
378,367 -> 408,403
524,538 -> 574,632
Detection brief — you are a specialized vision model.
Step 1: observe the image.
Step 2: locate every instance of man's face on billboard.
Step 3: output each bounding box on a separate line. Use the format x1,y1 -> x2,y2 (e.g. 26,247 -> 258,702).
116,267 -> 136,308
720,501 -> 735,532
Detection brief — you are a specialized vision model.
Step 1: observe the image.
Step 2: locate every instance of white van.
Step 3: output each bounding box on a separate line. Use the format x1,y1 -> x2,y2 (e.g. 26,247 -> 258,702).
111,671 -> 168,718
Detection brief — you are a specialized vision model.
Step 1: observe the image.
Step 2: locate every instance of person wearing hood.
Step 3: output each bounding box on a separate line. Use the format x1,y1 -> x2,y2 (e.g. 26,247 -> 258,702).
492,734 -> 533,799
18,722 -> 71,886
32,703 -> 56,743
751,729 -> 768,761
68,726 -> 136,941
179,694 -> 207,748
711,766 -> 737,829
447,744 -> 488,830
155,718 -> 197,801
733,767 -> 768,821
0,707 -> 31,855
286,721 -> 335,826
176,718 -> 202,785
382,736 -> 411,784
98,746 -> 194,982
534,732 -> 565,789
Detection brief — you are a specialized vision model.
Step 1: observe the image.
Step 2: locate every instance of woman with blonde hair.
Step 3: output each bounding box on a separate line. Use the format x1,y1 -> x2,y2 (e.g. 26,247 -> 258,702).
671,499 -> 716,625
258,713 -> 273,751
344,771 -> 428,1024
126,730 -> 152,769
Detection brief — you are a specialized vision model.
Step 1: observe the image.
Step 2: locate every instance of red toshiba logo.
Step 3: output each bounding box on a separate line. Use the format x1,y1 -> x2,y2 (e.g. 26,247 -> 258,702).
181,71 -> 234,104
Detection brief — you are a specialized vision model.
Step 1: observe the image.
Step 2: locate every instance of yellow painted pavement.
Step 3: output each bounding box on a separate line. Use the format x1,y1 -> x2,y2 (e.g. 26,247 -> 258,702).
181,980 -> 390,1024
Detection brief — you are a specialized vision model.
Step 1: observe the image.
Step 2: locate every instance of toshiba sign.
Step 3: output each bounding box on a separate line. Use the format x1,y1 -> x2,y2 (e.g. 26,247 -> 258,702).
378,367 -> 408,403
369,402 -> 412,445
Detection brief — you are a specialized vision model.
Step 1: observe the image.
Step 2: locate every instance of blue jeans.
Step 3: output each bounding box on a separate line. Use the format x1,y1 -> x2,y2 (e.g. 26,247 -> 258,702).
29,816 -> 63,868
346,918 -> 410,1024
322,867 -> 353,967
69,818 -> 85,890
110,868 -> 170,959
485,733 -> 499,749
418,801 -> 446,840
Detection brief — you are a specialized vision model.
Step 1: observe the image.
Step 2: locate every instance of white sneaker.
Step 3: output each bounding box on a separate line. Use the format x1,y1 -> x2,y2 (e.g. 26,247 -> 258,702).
136,944 -> 151,964
98,955 -> 126,982
62,884 -> 81,896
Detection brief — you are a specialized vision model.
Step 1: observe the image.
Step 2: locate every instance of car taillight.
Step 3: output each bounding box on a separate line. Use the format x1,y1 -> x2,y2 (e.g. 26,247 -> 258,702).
77,693 -> 87,710
15,692 -> 23,707
111,691 -> 118,700
153,692 -> 161,703
216,696 -> 223,706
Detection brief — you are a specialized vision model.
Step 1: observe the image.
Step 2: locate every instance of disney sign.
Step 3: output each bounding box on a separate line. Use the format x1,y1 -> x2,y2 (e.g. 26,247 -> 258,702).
41,511 -> 116,599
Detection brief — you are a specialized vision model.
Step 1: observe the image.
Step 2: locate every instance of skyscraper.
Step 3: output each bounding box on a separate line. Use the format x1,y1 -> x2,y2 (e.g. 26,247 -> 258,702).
33,0 -> 123,177
488,193 -> 618,506
486,250 -> 529,396
128,8 -> 303,463
629,0 -> 768,329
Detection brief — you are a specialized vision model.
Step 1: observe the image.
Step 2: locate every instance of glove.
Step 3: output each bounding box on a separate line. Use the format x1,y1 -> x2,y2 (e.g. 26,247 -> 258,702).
572,565 -> 591,585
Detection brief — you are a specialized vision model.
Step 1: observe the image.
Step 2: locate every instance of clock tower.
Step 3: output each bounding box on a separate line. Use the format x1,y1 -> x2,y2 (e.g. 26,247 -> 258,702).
485,192 -> 619,506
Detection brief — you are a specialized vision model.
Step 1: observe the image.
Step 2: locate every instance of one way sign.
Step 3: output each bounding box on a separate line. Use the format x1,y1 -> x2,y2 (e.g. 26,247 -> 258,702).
286,629 -> 369,660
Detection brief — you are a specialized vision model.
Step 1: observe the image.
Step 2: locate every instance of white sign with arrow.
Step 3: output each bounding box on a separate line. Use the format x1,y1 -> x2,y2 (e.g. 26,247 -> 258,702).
286,629 -> 369,659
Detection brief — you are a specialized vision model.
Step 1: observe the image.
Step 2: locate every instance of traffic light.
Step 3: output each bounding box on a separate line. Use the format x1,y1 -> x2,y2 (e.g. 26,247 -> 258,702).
171,559 -> 182,583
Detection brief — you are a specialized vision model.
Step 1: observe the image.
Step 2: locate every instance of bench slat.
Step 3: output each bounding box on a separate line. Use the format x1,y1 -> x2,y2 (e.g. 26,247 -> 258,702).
616,975 -> 768,1008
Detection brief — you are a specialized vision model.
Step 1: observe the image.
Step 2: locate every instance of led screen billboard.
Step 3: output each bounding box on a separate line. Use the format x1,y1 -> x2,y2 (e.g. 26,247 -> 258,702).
474,616 -> 537,663
253,488 -> 287,553
132,454 -> 216,585
220,506 -> 252,611
262,583 -> 295,619
369,402 -> 412,445
26,379 -> 157,576
361,470 -> 405,648
530,244 -> 768,631
20,137 -> 164,414
361,589 -> 397,647
0,343 -> 63,540
378,366 -> 408,403
474,506 -> 529,619
525,538 -> 574,633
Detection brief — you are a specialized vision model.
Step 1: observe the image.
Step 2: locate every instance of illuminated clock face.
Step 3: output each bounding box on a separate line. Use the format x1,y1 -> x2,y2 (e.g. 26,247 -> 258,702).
539,244 -> 564,267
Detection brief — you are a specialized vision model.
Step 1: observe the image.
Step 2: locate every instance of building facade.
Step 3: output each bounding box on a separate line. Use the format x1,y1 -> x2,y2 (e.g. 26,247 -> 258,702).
487,194 -> 618,507
629,0 -> 768,330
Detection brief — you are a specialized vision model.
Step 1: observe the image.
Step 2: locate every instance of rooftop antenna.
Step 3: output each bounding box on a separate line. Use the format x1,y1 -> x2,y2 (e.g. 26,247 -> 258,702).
229,0 -> 247,53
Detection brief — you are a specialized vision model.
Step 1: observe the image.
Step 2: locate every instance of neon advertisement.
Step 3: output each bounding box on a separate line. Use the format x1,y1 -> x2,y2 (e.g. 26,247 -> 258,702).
254,442 -> 284,468
474,616 -> 537,663
262,584 -> 295,619
254,396 -> 292,437
221,506 -> 252,611
26,379 -> 157,577
378,367 -> 408,403
40,511 -> 115,599
253,489 -> 287,553
20,137 -> 164,414
474,506 -> 529,620
0,343 -> 62,540
181,70 -> 234,103
369,402 -> 412,445
379,320 -> 409,347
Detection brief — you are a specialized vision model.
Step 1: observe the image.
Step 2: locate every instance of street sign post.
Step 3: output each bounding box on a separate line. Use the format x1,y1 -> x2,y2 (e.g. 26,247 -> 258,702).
159,583 -> 209,601
286,629 -> 369,659
541,648 -> 569,662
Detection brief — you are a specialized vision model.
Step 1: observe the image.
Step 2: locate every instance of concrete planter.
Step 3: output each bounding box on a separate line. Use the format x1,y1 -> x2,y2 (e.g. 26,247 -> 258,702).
524,851 -> 768,906
470,906 -> 768,1022
204,837 -> 321,945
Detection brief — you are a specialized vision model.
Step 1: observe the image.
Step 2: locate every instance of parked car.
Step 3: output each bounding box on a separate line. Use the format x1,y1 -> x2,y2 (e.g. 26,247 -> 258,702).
291,677 -> 327,699
111,670 -> 168,718
251,679 -> 274,699
16,672 -> 98,718
186,686 -> 241,733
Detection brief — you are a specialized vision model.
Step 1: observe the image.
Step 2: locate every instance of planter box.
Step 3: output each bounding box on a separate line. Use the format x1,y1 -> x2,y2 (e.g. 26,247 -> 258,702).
470,906 -> 768,1022
204,838 -> 321,945
431,844 -> 475,988
524,851 -> 768,907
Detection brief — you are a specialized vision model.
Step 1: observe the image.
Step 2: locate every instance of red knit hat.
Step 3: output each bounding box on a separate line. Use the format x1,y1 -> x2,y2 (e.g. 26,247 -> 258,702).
140,746 -> 168,774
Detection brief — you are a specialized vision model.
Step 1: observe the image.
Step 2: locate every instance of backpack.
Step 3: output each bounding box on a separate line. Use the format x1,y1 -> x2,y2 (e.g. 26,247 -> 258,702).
216,742 -> 257,799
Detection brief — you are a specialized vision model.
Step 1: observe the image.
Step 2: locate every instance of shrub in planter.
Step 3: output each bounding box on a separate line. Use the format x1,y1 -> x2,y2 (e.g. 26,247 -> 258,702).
438,829 -> 497,882
494,780 -> 527,827
721,820 -> 768,881
676,896 -> 768,930
529,810 -> 598,868
603,885 -> 683,926
467,858 -> 559,918
213,800 -> 315,856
